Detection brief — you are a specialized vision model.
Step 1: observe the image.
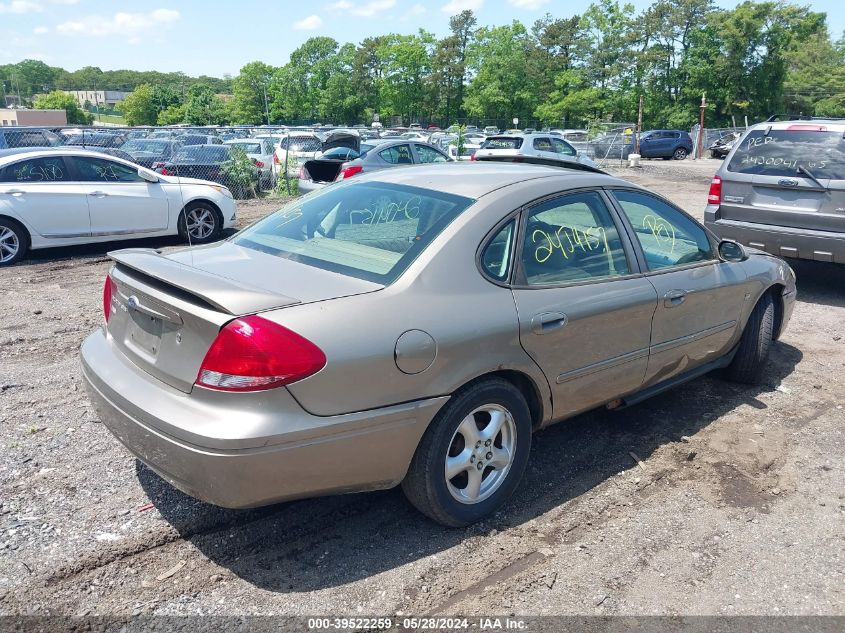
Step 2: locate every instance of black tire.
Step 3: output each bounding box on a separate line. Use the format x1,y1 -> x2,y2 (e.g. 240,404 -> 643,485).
725,292 -> 774,384
178,202 -> 222,244
402,378 -> 532,527
0,217 -> 28,266
673,147 -> 688,160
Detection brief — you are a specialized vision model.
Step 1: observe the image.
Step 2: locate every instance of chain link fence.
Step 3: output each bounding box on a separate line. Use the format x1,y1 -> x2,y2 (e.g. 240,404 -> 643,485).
0,125 -> 305,199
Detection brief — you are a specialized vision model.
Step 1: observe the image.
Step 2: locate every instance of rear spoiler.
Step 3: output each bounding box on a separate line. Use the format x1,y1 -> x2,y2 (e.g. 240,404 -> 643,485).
474,154 -> 607,174
108,248 -> 300,315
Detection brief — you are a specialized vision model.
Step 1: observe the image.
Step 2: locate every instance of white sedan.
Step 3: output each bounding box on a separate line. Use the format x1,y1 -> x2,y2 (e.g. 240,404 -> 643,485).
0,148 -> 237,266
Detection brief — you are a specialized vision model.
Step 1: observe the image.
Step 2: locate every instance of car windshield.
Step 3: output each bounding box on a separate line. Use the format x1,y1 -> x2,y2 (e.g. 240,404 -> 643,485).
727,129 -> 845,180
233,182 -> 475,284
174,146 -> 229,162
227,142 -> 263,154
281,136 -> 322,152
482,137 -> 523,150
122,140 -> 170,154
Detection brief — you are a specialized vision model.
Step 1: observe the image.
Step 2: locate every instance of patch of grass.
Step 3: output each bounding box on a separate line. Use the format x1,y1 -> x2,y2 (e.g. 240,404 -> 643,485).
94,114 -> 126,125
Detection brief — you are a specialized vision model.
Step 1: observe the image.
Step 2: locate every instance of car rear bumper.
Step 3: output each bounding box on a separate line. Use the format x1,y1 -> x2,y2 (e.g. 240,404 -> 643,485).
81,329 -> 447,508
705,210 -> 845,264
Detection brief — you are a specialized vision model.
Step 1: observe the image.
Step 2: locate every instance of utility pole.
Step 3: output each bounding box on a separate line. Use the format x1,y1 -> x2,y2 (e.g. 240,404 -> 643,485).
262,82 -> 270,125
697,92 -> 706,160
635,94 -> 644,154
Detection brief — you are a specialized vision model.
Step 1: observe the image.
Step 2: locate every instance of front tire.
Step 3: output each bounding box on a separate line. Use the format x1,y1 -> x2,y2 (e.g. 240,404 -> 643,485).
178,202 -> 222,244
402,378 -> 532,527
0,218 -> 27,266
725,292 -> 774,384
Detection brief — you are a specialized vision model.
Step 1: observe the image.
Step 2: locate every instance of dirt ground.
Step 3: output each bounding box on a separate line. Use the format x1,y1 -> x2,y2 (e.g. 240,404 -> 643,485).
0,160 -> 842,619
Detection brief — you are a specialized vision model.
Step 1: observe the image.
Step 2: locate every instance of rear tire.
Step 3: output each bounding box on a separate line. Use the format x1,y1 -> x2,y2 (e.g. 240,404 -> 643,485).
402,378 -> 532,527
178,202 -> 222,244
725,292 -> 774,384
673,147 -> 688,160
0,217 -> 27,266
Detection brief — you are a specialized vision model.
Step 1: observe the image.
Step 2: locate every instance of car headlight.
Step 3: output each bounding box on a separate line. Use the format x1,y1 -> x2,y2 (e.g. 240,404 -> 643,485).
210,185 -> 233,198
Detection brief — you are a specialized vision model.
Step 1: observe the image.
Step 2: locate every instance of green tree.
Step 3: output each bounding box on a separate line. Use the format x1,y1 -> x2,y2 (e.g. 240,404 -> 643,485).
231,61 -> 274,124
118,84 -> 158,126
157,104 -> 187,125
184,84 -> 229,125
32,91 -> 93,124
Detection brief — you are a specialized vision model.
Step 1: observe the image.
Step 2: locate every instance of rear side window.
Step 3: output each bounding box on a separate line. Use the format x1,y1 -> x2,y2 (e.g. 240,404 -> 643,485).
521,191 -> 630,285
415,145 -> 448,163
379,144 -> 413,164
234,182 -> 474,284
481,221 -> 515,281
727,129 -> 845,180
0,156 -> 68,182
483,137 -> 523,150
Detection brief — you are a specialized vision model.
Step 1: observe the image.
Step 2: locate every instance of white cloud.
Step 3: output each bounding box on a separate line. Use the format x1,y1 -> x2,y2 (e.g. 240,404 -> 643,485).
56,9 -> 180,37
410,3 -> 426,15
441,0 -> 482,14
508,0 -> 549,8
0,1 -> 43,14
293,14 -> 322,30
331,0 -> 395,17
33,25 -> 48,34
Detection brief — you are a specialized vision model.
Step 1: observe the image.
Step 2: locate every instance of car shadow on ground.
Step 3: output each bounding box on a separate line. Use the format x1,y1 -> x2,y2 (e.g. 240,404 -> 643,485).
788,260 -> 845,309
137,340 -> 801,594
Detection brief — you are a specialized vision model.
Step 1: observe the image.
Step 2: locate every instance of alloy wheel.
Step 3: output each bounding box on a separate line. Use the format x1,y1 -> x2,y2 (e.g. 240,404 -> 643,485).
445,404 -> 517,504
0,226 -> 20,264
186,208 -> 216,240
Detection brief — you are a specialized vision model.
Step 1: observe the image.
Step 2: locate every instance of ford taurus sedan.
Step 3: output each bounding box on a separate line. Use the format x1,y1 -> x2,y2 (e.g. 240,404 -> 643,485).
0,148 -> 236,266
81,164 -> 796,526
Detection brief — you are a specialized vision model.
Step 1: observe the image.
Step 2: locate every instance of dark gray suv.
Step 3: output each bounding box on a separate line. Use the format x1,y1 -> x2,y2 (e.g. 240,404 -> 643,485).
704,119 -> 845,264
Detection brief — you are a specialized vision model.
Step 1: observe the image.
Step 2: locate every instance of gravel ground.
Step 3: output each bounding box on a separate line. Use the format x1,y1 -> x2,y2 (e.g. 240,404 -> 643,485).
0,161 -> 843,619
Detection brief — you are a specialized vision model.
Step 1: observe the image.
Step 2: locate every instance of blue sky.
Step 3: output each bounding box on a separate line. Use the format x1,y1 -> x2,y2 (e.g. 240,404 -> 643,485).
1,0 -> 843,77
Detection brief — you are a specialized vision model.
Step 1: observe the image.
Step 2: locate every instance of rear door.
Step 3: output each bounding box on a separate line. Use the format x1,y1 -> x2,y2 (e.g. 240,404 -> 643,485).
719,126 -> 845,233
0,155 -> 91,238
70,156 -> 169,235
610,189 -> 749,385
511,190 -> 657,419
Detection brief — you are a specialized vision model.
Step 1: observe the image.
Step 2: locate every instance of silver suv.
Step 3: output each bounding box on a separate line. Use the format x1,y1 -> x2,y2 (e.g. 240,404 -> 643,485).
704,118 -> 845,264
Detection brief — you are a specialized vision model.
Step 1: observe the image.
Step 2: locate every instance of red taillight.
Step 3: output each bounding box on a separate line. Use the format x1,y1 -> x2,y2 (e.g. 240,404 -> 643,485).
159,167 -> 170,176
470,152 -> 476,161
196,316 -> 326,392
336,165 -> 363,180
102,275 -> 115,323
707,175 -> 722,205
254,160 -> 264,168
274,154 -> 280,164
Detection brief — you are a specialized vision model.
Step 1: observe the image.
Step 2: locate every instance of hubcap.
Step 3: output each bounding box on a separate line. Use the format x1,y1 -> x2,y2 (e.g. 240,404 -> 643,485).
0,227 -> 20,263
186,208 -> 215,240
445,404 -> 517,505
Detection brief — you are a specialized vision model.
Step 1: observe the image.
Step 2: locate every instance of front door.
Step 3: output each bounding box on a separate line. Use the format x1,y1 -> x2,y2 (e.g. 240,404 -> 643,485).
0,155 -> 91,238
70,156 -> 169,235
511,190 -> 657,420
609,189 -> 750,386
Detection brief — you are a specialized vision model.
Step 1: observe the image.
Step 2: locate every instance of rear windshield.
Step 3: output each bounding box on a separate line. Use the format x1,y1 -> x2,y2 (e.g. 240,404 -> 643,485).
281,136 -> 322,152
482,137 -> 523,150
233,182 -> 474,284
174,146 -> 229,161
121,140 -> 171,153
728,129 -> 845,180
227,142 -> 263,154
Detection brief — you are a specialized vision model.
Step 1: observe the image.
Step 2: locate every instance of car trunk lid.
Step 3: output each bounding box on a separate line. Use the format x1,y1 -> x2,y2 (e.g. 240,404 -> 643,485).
106,244 -> 381,393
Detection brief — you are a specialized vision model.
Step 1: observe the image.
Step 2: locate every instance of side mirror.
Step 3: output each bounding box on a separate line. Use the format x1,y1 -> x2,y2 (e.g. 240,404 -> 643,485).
138,168 -> 159,183
718,239 -> 748,262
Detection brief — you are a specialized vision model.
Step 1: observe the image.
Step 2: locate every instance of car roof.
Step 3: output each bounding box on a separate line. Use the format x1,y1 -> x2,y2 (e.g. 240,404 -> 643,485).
351,162 -> 626,198
748,119 -> 845,132
0,147 -> 131,162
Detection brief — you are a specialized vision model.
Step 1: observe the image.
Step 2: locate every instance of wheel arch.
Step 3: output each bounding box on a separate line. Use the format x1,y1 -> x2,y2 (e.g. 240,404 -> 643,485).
455,369 -> 548,432
180,197 -> 223,221
0,214 -> 31,248
768,282 -> 786,340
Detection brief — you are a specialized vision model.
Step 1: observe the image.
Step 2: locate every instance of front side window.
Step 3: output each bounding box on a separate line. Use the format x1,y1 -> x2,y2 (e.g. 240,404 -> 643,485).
73,157 -> 143,182
1,156 -> 68,183
727,128 -> 845,179
234,182 -> 474,284
415,145 -> 448,163
551,138 -> 576,156
521,191 -> 630,286
612,190 -> 714,270
379,144 -> 413,165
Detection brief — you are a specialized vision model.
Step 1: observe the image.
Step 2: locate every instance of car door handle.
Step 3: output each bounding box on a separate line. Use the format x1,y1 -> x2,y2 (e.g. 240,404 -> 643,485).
531,312 -> 567,335
88,191 -> 108,197
3,189 -> 24,196
663,290 -> 687,307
